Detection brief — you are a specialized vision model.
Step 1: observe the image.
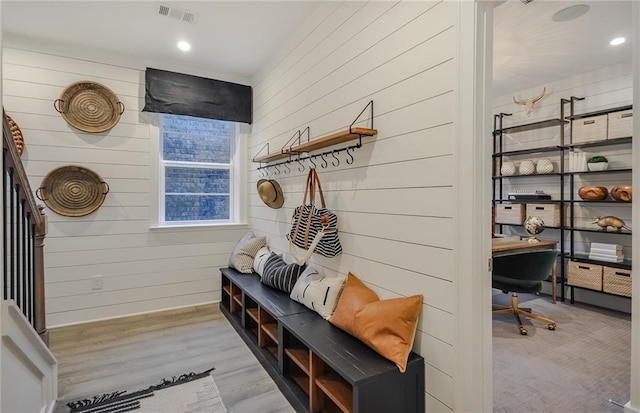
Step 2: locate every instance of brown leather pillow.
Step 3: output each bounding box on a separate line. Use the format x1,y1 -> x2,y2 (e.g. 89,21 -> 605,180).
329,272 -> 422,372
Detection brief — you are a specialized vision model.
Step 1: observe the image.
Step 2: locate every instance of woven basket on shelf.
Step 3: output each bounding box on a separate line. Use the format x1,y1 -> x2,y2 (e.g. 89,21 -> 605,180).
36,165 -> 109,217
54,81 -> 124,133
6,115 -> 25,156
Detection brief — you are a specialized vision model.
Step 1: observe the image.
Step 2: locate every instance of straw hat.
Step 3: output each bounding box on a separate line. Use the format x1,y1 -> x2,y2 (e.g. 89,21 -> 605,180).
257,179 -> 284,209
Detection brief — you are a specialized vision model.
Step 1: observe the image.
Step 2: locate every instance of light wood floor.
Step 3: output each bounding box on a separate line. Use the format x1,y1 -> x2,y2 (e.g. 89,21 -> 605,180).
49,303 -> 295,413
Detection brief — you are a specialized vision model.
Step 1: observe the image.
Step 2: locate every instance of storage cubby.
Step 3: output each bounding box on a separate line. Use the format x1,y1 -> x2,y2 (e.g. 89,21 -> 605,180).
219,268 -> 425,413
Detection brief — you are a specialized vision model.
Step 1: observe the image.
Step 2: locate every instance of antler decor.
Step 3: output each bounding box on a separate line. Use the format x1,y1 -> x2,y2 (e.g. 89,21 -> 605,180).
513,87 -> 547,116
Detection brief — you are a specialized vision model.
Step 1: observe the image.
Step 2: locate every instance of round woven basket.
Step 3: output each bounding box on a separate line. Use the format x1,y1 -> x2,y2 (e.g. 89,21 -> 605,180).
54,81 -> 124,133
6,115 -> 25,156
36,165 -> 109,217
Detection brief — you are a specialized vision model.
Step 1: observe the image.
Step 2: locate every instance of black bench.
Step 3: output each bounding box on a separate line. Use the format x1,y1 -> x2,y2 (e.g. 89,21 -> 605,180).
220,267 -> 425,413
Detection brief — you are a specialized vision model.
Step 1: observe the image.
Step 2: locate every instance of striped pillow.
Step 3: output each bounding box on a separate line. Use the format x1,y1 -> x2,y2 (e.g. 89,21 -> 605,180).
290,266 -> 346,319
229,232 -> 266,273
261,253 -> 306,293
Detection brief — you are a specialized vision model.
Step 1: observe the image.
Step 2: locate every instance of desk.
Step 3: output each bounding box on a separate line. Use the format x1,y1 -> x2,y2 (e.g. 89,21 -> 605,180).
492,238 -> 559,303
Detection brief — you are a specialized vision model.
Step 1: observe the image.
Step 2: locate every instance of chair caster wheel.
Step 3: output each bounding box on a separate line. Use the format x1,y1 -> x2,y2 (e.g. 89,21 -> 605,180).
548,324 -> 556,331
519,327 -> 528,335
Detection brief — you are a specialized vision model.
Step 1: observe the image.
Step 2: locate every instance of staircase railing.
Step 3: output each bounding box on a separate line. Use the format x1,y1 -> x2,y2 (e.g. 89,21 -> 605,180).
2,110 -> 48,345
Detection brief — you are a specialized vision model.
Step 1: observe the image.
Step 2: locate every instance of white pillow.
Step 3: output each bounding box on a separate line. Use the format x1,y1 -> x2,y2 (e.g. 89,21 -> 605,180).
290,266 -> 346,319
228,232 -> 266,273
253,246 -> 272,276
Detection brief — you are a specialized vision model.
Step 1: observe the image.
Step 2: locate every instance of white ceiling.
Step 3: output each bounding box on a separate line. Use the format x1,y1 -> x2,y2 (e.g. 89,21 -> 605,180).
1,1 -> 321,80
493,0 -> 632,97
1,1 -> 633,91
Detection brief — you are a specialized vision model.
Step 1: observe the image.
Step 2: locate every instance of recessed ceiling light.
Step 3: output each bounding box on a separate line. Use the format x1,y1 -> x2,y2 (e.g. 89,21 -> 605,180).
177,41 -> 191,52
610,37 -> 626,46
552,4 -> 590,22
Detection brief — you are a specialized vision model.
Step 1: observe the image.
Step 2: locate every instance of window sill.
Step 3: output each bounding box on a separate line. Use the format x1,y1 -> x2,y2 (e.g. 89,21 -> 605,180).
149,222 -> 250,231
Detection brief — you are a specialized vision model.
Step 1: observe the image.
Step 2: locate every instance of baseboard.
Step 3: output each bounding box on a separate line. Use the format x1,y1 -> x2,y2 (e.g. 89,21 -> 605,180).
48,300 -> 220,329
625,402 -> 640,413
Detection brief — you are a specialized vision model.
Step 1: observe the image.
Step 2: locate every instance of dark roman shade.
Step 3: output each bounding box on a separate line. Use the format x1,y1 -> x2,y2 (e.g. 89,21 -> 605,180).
143,67 -> 252,124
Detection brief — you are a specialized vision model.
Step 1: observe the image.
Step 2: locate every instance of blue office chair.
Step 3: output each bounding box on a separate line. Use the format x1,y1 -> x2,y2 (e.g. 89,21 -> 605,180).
492,249 -> 558,335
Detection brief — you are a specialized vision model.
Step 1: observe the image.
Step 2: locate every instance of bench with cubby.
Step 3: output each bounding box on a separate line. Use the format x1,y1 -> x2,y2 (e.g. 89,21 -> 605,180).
220,267 -> 425,413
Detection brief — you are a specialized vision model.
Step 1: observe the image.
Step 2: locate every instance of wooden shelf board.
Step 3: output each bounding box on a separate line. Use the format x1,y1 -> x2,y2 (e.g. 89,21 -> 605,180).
261,322 -> 279,344
289,370 -> 310,396
284,128 -> 377,155
316,373 -> 353,413
222,285 -> 231,296
246,307 -> 259,322
285,347 -> 310,375
253,151 -> 289,163
265,344 -> 278,360
232,294 -> 242,306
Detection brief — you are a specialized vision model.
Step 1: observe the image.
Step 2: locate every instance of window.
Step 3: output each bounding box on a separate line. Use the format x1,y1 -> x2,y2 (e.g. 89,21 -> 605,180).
159,114 -> 237,225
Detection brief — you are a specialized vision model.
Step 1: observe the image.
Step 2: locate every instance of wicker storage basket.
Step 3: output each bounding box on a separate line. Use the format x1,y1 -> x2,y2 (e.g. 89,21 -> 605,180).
572,114 -> 608,144
495,204 -> 525,225
54,81 -> 124,133
607,110 -> 633,139
567,261 -> 603,291
526,203 -> 560,227
603,266 -> 632,297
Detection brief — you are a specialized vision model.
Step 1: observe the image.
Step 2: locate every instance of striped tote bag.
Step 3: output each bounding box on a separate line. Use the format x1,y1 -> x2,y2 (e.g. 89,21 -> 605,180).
287,169 -> 342,259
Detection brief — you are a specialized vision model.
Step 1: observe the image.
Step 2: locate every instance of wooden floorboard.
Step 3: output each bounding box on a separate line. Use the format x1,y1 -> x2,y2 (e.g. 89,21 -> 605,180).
50,303 -> 295,413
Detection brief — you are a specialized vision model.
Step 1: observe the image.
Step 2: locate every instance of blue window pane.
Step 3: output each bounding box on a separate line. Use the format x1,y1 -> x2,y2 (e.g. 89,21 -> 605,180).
165,167 -> 229,194
162,115 -> 231,163
165,195 -> 230,221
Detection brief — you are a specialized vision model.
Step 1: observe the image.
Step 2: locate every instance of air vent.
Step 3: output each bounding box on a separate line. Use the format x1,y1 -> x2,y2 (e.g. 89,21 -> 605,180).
520,0 -> 535,4
157,3 -> 196,24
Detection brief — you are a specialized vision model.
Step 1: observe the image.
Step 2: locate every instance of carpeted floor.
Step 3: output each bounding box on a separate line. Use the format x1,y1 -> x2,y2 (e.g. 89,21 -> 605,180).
493,291 -> 631,413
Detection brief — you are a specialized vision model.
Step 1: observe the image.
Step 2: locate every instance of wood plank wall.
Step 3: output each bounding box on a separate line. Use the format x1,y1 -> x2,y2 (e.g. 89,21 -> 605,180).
249,2 -> 457,410
2,39 -> 251,327
493,61 -> 633,311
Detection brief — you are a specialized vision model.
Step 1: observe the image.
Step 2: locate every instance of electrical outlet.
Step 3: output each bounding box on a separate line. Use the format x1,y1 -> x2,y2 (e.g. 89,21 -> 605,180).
91,275 -> 103,291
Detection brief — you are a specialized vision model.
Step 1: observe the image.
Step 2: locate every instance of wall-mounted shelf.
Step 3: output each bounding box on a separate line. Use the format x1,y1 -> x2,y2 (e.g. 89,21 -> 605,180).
253,101 -> 376,172
493,117 -> 567,135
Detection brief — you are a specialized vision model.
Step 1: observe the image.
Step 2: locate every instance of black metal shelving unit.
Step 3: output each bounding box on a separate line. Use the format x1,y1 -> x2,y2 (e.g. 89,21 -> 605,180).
492,110 -> 569,300
562,98 -> 633,303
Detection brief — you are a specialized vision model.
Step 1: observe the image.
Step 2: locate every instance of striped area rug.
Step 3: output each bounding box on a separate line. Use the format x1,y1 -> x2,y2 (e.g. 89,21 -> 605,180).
67,368 -> 226,413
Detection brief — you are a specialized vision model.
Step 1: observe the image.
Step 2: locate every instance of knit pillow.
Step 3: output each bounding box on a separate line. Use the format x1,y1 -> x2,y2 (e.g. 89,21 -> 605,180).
261,253 -> 306,293
329,273 -> 422,372
290,266 -> 346,319
253,246 -> 272,276
229,232 -> 266,273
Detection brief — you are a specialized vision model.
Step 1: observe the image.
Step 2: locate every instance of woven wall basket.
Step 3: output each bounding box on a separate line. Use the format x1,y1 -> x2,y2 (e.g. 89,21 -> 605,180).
54,81 -> 124,133
6,115 -> 25,156
36,165 -> 109,217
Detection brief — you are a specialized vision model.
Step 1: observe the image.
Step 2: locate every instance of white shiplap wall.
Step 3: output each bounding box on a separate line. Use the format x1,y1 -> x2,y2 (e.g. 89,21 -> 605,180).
493,61 -> 633,311
249,2 -> 458,410
2,37 -> 251,327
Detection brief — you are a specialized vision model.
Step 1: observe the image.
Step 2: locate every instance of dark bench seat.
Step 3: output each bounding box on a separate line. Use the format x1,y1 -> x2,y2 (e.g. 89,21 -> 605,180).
220,267 -> 425,413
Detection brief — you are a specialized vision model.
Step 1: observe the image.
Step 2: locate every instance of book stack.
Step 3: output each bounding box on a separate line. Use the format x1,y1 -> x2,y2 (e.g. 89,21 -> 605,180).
589,242 -> 624,263
507,190 -> 552,201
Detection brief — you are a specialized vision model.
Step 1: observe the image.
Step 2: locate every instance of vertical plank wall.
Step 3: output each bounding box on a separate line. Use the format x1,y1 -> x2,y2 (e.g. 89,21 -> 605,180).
493,61 -> 633,311
249,2 -> 457,411
2,38 -> 251,327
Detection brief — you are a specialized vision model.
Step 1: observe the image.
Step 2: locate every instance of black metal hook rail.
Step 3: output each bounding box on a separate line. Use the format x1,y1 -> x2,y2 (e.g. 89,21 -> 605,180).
254,100 -> 374,174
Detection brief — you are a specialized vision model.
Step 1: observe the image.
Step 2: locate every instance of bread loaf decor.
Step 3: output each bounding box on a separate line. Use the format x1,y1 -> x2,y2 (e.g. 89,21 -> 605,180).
610,185 -> 632,202
578,186 -> 608,201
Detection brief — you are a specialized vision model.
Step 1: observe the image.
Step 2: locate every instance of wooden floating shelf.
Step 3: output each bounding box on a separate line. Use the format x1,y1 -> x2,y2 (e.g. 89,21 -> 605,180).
253,128 -> 377,164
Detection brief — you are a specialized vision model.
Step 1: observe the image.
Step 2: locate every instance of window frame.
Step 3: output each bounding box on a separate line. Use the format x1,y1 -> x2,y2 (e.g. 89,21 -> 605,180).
150,113 -> 247,229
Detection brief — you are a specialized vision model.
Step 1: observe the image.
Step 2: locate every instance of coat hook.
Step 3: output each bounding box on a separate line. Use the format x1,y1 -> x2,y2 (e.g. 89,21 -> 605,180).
297,157 -> 305,172
346,147 -> 355,164
309,155 -> 317,169
274,164 -> 281,175
332,150 -> 340,167
284,162 -> 291,174
320,153 -> 328,169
